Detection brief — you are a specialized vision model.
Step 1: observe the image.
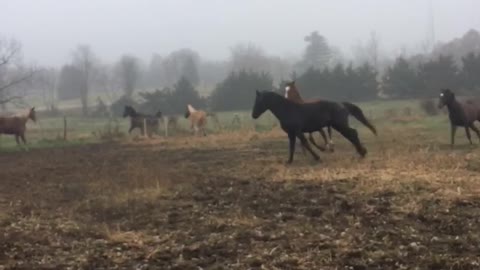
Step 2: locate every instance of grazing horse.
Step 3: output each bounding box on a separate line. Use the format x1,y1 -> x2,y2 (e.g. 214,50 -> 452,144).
438,88 -> 480,147
123,105 -> 162,137
284,81 -> 333,152
0,107 -> 36,146
185,104 -> 208,136
252,90 -> 372,164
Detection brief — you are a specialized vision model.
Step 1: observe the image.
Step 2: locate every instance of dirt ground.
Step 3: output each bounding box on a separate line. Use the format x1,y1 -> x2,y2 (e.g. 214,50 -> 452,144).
2,127 -> 480,269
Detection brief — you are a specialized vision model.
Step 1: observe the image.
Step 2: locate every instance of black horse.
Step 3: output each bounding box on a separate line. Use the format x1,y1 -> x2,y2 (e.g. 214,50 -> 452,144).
123,105 -> 162,137
252,90 -> 376,163
438,88 -> 480,147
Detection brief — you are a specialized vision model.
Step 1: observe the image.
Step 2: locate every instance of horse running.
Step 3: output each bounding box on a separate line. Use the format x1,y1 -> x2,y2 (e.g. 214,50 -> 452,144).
252,90 -> 373,164
284,80 -> 377,152
185,104 -> 208,136
438,88 -> 480,147
123,105 -> 162,137
284,81 -> 333,152
0,107 -> 36,147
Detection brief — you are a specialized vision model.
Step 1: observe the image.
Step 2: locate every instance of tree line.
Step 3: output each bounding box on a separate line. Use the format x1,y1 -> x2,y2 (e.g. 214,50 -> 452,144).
1,29 -> 480,115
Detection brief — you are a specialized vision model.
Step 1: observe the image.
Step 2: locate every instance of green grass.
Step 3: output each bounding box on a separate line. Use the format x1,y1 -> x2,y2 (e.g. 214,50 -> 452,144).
0,98 -> 453,151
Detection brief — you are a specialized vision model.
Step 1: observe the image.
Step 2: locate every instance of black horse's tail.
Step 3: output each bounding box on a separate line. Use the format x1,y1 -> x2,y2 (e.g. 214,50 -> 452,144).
342,102 -> 377,135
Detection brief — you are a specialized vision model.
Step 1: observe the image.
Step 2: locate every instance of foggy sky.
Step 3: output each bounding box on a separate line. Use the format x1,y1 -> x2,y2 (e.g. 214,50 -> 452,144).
2,0 -> 480,67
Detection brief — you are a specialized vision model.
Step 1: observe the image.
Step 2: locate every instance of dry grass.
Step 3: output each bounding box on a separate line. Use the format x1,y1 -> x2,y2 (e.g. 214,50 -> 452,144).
2,123 -> 480,269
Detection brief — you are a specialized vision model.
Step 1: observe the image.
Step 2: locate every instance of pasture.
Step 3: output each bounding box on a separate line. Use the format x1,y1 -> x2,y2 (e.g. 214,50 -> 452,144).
2,100 -> 480,269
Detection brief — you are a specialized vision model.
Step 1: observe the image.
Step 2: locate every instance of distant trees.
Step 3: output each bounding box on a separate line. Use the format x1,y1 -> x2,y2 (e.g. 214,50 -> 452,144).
111,76 -> 205,116
297,31 -> 331,72
116,54 -> 140,98
71,45 -> 97,116
0,37 -> 35,107
210,70 -> 273,111
294,62 -> 377,101
382,57 -> 420,98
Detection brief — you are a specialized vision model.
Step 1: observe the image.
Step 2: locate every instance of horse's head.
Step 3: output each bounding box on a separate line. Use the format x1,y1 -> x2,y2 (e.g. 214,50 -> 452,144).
28,107 -> 36,122
252,90 -> 269,119
123,106 -> 134,118
284,80 -> 301,101
438,89 -> 455,108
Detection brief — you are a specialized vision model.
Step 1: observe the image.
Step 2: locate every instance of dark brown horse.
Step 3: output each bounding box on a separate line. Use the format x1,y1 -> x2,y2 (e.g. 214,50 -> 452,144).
123,105 -> 162,137
252,90 -> 372,164
284,80 -> 377,152
0,107 -> 36,146
438,88 -> 480,147
285,81 -> 333,152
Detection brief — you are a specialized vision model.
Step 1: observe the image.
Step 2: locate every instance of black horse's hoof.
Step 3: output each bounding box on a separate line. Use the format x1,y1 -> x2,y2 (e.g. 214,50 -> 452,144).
359,147 -> 367,157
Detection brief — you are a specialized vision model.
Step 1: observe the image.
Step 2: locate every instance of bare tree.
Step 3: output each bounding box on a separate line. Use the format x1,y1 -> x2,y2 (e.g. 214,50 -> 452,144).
72,44 -> 97,116
33,67 -> 58,111
0,37 -> 35,108
116,54 -> 140,98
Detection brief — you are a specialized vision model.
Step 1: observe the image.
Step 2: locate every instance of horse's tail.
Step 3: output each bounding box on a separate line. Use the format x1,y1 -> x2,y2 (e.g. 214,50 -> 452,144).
342,102 -> 377,136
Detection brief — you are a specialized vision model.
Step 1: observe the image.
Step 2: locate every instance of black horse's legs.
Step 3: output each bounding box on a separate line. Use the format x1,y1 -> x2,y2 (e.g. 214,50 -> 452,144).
327,126 -> 334,152
451,125 -> 457,147
318,129 -> 328,150
287,132 -> 296,164
298,133 -> 320,161
332,125 -> 367,157
310,132 -> 326,152
469,123 -> 480,142
309,134 -> 326,152
465,126 -> 473,144
14,135 -> 20,145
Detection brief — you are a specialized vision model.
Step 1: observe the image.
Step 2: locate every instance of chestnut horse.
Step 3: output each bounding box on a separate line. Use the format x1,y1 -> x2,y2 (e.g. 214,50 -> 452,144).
285,81 -> 333,152
185,104 -> 208,136
0,107 -> 36,146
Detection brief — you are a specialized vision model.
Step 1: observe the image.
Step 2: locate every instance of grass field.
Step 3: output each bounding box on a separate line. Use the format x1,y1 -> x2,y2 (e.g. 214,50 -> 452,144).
3,99 -> 480,269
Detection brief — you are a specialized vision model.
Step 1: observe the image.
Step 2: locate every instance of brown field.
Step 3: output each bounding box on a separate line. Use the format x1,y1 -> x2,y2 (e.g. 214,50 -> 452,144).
2,123 -> 480,269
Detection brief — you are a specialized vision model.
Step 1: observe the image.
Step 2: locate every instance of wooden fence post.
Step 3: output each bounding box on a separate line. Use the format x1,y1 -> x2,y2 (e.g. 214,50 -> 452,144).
143,118 -> 148,138
63,116 -> 67,141
164,116 -> 169,137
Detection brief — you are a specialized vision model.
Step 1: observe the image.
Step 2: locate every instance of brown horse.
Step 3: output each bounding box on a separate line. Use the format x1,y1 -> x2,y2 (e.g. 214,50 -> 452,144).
0,107 -> 36,146
184,104 -> 207,136
285,81 -> 333,152
438,88 -> 480,147
123,105 -> 162,137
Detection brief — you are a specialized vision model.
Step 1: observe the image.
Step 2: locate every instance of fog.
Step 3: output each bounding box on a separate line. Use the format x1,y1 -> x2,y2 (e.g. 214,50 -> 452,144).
2,0 -> 480,66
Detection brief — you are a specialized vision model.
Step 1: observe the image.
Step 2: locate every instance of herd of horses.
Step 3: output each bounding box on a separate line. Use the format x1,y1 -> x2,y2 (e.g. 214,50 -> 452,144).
1,82 -> 480,163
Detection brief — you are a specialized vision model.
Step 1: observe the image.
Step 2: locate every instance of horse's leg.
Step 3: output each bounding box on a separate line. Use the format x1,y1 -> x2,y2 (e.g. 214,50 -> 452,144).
308,132 -> 326,152
465,126 -> 473,145
327,126 -> 334,152
332,125 -> 367,157
287,132 -> 296,164
469,123 -> 480,142
15,135 -> 20,146
20,134 -> 29,150
451,125 -> 457,148
298,133 -> 320,161
316,130 -> 328,151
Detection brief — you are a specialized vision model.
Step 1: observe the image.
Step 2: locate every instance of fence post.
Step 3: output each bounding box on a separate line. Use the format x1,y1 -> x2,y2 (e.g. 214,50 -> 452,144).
164,116 -> 168,137
143,118 -> 148,138
63,116 -> 67,141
